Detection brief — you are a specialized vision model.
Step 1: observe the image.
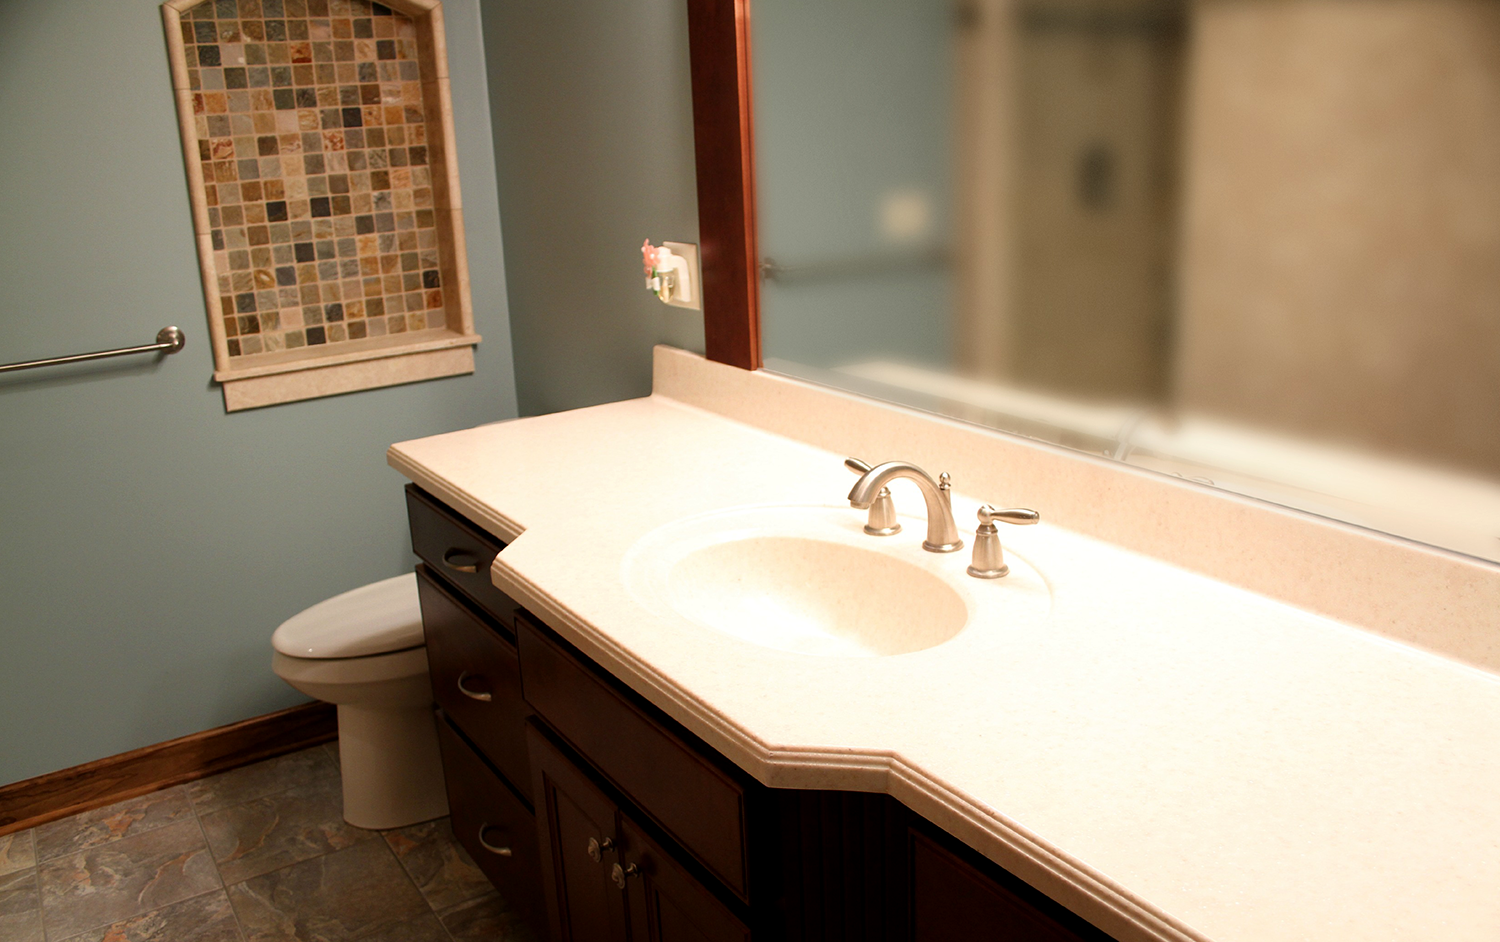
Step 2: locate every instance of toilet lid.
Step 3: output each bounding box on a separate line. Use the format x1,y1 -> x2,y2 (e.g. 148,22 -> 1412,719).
271,572 -> 425,659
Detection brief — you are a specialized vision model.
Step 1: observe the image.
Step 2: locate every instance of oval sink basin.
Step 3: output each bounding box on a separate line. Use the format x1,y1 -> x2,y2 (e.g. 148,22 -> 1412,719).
622,504 -> 1056,658
664,535 -> 968,657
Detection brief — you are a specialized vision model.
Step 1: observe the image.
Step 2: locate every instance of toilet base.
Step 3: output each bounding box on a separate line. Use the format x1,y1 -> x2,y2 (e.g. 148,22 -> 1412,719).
335,703 -> 449,830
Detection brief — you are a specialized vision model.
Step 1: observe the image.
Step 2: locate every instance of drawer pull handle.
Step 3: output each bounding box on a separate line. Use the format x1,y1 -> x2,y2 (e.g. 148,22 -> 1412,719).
477,825 -> 513,857
456,672 -> 492,702
443,548 -> 482,574
587,836 -> 614,863
610,861 -> 639,889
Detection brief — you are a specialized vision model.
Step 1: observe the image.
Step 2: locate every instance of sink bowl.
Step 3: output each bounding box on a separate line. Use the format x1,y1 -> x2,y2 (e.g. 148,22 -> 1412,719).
624,505 -> 1047,658
663,534 -> 968,657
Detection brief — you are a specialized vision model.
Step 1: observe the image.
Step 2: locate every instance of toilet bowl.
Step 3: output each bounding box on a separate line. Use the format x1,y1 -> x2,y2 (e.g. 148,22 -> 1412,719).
271,572 -> 448,830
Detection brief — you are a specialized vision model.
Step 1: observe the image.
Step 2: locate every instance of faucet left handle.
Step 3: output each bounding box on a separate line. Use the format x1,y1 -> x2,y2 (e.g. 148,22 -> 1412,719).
844,458 -> 901,536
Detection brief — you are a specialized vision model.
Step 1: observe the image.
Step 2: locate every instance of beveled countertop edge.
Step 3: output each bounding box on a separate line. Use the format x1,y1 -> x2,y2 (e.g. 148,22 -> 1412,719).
387,446 -> 526,544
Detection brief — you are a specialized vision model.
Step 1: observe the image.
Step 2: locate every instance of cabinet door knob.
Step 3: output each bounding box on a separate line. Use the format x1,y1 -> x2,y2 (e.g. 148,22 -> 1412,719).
443,548 -> 481,573
456,672 -> 492,702
586,836 -> 614,863
610,861 -> 639,889
477,825 -> 512,857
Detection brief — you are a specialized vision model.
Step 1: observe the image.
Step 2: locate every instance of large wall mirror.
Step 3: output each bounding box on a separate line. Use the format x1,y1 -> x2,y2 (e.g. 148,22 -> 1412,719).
686,0 -> 1500,565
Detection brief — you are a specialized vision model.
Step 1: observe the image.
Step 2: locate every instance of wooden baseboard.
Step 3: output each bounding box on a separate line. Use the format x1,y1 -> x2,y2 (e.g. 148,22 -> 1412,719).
0,702 -> 338,836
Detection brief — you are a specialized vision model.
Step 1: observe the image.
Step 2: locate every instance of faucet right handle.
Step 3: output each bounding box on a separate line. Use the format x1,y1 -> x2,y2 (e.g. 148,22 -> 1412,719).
977,506 -> 1039,527
968,505 -> 1039,579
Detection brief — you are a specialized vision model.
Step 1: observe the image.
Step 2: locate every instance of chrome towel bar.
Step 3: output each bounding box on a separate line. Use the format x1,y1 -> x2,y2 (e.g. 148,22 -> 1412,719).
0,327 -> 186,374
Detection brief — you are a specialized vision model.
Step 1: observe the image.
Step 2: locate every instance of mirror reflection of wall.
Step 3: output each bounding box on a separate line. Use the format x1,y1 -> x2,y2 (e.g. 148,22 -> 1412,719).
753,0 -> 1500,563
754,0 -> 955,368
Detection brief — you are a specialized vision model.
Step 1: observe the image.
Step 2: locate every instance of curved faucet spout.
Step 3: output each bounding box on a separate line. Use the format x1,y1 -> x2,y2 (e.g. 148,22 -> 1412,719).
847,460 -> 964,553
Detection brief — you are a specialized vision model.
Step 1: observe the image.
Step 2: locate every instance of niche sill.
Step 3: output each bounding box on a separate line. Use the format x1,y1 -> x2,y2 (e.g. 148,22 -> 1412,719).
216,329 -> 479,411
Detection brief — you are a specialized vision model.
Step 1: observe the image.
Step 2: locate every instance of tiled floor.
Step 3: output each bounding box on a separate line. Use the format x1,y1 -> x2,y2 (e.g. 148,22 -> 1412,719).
0,743 -> 535,942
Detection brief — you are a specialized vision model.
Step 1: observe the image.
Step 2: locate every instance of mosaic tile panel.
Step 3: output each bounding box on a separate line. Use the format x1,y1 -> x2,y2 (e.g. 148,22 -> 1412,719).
178,0 -> 449,358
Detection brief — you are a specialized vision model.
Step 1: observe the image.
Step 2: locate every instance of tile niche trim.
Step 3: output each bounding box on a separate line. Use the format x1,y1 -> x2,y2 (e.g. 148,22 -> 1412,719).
161,0 -> 479,411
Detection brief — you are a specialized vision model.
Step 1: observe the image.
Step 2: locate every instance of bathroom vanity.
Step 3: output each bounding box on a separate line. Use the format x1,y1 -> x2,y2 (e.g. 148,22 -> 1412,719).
408,483 -> 1106,941
391,348 -> 1500,942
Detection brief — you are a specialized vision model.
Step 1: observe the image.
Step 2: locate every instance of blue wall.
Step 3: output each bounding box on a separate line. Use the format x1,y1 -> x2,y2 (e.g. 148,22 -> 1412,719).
754,0 -> 953,370
0,0 -> 518,784
481,0 -> 704,416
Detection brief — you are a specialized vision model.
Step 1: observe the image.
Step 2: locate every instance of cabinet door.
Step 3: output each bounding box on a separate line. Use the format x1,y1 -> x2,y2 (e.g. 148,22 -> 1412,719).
619,815 -> 751,942
518,613 -> 750,901
529,723 -> 629,942
911,831 -> 1106,941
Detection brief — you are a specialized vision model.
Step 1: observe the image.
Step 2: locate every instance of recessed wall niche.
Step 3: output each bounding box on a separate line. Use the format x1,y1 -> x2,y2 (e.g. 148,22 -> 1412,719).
161,0 -> 479,411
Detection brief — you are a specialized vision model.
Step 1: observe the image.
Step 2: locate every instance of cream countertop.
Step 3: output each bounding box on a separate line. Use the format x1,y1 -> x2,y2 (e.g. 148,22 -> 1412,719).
389,348 -> 1500,942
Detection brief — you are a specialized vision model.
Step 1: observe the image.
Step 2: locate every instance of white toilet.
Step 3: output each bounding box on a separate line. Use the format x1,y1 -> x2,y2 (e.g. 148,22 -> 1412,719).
271,572 -> 448,830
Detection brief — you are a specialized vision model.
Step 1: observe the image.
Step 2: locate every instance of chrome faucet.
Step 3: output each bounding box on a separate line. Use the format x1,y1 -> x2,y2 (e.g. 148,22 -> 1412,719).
846,460 -> 964,552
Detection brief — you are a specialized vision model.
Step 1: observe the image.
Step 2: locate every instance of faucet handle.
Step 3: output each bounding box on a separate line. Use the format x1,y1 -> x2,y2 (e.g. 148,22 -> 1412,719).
977,506 -> 1039,527
843,458 -> 901,536
967,505 -> 1039,579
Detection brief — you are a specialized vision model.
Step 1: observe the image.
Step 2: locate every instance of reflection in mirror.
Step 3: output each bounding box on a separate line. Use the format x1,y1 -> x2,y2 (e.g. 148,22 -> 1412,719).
752,0 -> 1500,563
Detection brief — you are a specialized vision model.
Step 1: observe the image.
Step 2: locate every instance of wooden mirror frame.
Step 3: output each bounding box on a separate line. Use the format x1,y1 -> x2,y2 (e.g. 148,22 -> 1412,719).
686,0 -> 761,370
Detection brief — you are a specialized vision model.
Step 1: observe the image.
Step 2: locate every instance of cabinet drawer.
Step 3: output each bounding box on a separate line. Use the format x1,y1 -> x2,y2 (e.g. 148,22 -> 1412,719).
406,485 -> 519,627
417,567 -> 531,799
435,714 -> 545,938
518,612 -> 750,901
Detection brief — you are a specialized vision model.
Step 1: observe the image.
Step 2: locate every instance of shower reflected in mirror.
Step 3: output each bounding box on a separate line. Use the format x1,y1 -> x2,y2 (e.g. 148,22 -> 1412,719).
753,0 -> 1500,563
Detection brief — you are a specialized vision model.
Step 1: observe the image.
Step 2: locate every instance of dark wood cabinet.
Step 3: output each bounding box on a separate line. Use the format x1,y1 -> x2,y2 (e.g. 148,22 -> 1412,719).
619,814 -> 752,942
529,722 -> 631,942
406,484 -> 519,627
529,722 -> 750,942
768,790 -> 910,942
910,829 -> 1111,942
417,566 -> 531,799
518,611 -> 750,901
406,484 -> 1121,942
434,714 -> 545,935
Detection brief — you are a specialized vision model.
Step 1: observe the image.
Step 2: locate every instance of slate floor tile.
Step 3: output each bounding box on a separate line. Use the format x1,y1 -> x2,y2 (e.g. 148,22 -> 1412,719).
383,819 -> 491,911
187,747 -> 340,816
34,788 -> 195,862
226,839 -> 429,942
0,829 -> 35,876
37,819 -> 220,941
201,775 -> 375,884
0,870 -> 44,942
57,889 -> 243,942
438,891 -> 539,942
358,911 -> 452,942
13,744 -> 525,942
